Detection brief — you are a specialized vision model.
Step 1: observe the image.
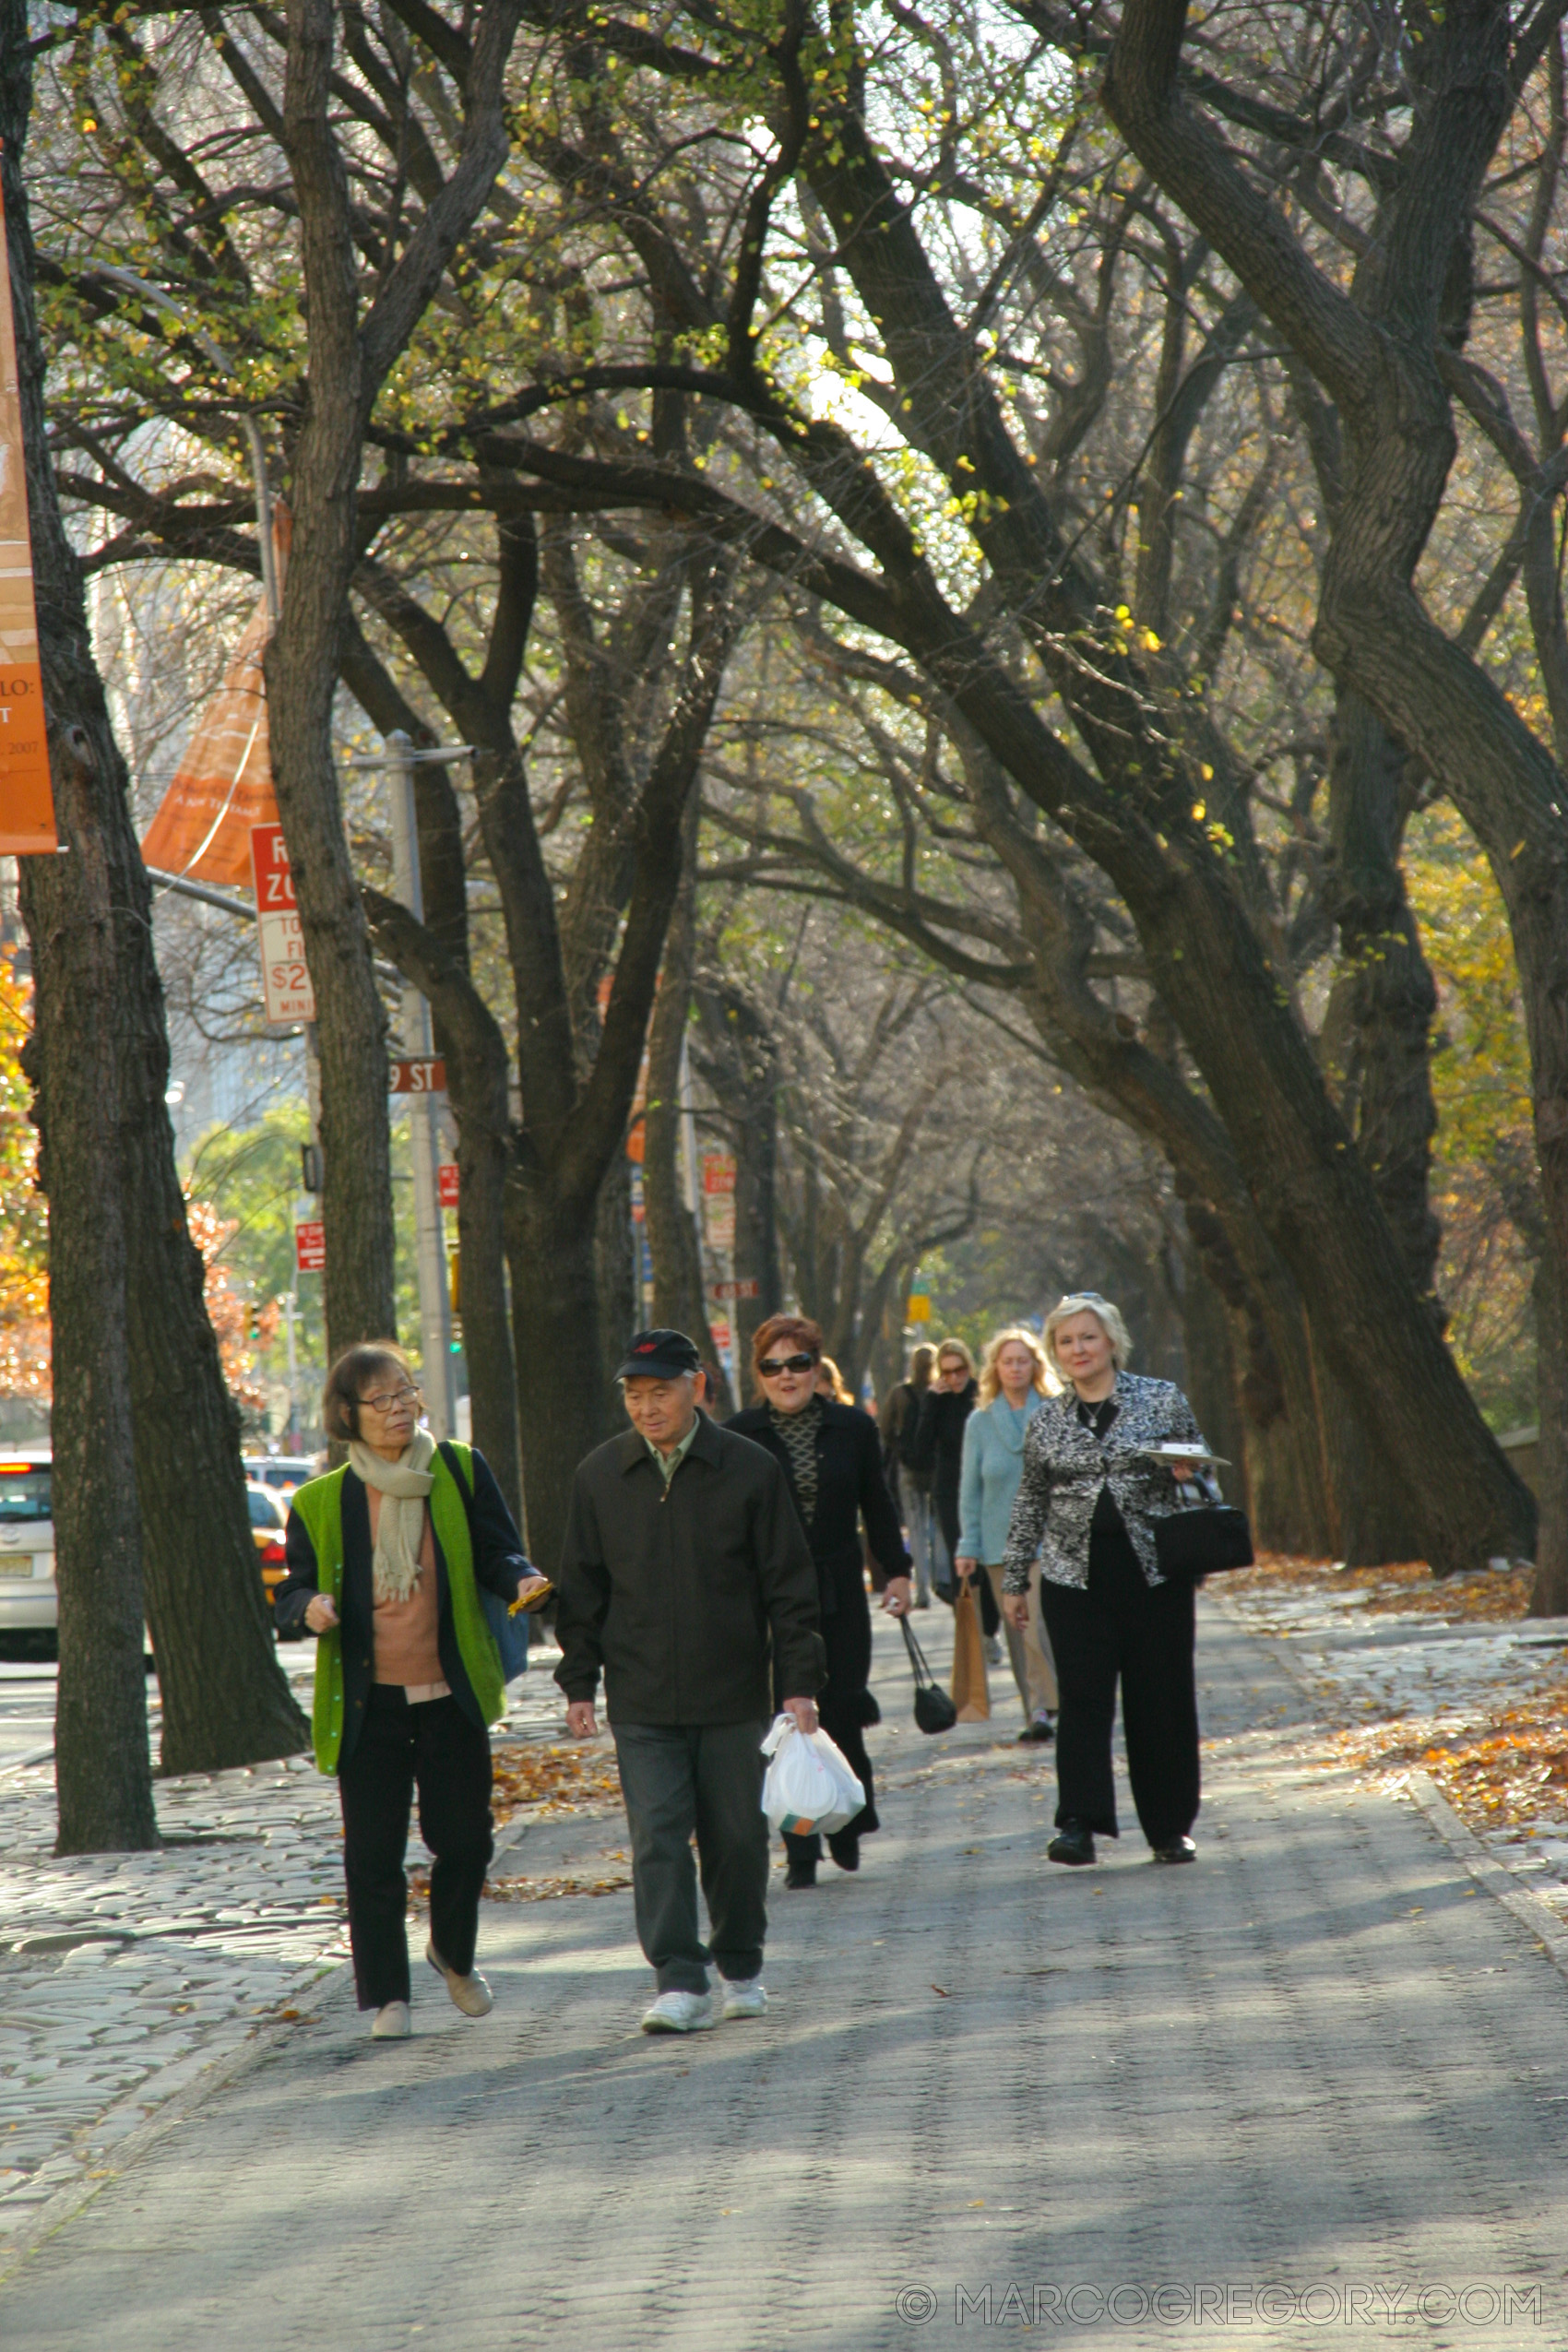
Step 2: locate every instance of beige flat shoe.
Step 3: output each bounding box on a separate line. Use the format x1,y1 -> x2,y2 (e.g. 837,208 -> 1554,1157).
370,2001 -> 410,2039
426,1940 -> 494,2017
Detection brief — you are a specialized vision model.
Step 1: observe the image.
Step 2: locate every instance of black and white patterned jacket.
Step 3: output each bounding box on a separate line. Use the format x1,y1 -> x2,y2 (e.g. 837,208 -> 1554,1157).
1000,1372 -> 1206,1595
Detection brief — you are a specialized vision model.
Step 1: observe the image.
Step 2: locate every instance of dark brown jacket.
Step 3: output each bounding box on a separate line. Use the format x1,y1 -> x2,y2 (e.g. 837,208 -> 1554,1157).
554,1413 -> 826,1725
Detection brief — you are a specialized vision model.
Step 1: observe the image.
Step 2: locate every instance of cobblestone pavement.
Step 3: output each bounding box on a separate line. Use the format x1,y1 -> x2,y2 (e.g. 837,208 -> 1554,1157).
1218,1575 -> 1568,1918
5,1604 -> 1568,2350
0,1648 -> 562,2240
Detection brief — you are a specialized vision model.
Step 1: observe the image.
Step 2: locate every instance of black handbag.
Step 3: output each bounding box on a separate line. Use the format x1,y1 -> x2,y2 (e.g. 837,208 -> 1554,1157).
900,1616 -> 957,1734
1154,1503 -> 1254,1579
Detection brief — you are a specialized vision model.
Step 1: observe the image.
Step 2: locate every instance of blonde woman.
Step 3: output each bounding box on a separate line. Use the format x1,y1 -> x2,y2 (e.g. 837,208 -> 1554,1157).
814,1355 -> 855,1406
955,1327 -> 1060,1743
999,1293 -> 1208,1868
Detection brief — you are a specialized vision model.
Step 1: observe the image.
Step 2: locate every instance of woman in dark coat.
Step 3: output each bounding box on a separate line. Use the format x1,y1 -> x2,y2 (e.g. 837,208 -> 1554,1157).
911,1336 -> 999,1641
730,1314 -> 911,1889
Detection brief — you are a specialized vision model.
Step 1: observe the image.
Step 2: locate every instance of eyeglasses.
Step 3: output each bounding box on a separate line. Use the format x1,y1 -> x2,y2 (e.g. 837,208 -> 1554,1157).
360,1382 -> 422,1414
757,1352 -> 816,1378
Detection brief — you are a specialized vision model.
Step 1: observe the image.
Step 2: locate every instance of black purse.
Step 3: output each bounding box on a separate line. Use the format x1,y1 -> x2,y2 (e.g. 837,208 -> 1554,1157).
1153,1503 -> 1254,1579
900,1616 -> 957,1734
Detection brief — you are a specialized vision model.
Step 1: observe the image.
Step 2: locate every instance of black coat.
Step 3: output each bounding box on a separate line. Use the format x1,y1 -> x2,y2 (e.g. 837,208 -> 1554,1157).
554,1413 -> 826,1727
273,1446 -> 531,1767
727,1400 -> 911,1705
910,1381 -> 978,1552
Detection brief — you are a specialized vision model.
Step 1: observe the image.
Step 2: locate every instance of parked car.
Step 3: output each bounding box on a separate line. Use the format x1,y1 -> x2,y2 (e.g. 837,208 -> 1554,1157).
243,1455 -> 318,1500
247,1481 -> 291,1626
0,1451 -> 53,1657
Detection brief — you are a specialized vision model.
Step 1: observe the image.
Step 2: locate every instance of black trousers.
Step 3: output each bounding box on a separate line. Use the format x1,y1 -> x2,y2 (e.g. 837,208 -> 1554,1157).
338,1686 -> 493,2009
612,1720 -> 769,1993
1038,1527 -> 1199,1847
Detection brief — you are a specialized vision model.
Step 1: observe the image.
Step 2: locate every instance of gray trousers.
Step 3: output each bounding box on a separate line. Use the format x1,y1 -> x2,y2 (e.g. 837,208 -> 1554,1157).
612,1720 -> 769,1994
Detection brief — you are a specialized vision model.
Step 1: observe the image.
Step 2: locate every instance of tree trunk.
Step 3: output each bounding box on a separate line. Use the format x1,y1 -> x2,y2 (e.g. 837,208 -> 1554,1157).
693,978 -> 781,1386
646,821 -> 729,1402
1322,687 -> 1443,1312
1177,1241 -> 1251,1523
1100,0 -> 1550,1576
339,626 -> 523,1519
791,77 -> 1532,1575
1530,1248 -> 1568,1610
267,1 -> 395,1360
0,17 -> 306,1781
595,1146 -> 636,1415
18,735 -> 156,1853
506,1177 -> 609,1574
1175,1182 -> 1335,1556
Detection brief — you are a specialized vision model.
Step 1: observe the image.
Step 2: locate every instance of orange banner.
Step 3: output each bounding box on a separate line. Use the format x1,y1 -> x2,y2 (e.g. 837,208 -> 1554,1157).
140,513 -> 289,889
0,154 -> 55,855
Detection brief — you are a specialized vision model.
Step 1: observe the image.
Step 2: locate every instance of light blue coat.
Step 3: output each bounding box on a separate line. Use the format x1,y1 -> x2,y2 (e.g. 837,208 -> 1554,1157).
957,1394 -> 1047,1563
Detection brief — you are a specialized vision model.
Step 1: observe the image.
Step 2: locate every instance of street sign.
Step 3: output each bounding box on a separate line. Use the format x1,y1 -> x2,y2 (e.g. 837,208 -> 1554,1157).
709,1277 -> 760,1300
709,1314 -> 731,1355
437,1162 -> 459,1208
294,1219 -> 325,1273
250,825 -> 316,1024
703,1194 -> 736,1251
389,1056 -> 445,1094
701,1152 -> 737,1194
907,1293 -> 932,1323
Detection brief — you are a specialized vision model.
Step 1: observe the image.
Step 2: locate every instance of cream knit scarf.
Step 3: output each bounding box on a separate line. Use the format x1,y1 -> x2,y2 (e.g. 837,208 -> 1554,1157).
350,1429 -> 436,1603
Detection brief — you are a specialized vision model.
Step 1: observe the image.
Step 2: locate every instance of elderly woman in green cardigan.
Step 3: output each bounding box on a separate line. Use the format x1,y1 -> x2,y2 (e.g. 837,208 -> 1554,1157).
275,1343 -> 548,2040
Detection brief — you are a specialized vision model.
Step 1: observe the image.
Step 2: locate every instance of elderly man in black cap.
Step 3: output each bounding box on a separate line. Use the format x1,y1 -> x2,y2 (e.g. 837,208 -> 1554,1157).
556,1329 -> 826,2034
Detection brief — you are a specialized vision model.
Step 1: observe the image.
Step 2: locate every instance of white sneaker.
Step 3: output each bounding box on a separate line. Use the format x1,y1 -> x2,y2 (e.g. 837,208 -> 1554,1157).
719,1976 -> 767,2020
426,1940 -> 494,2017
640,1990 -> 716,2035
370,2001 -> 410,2039
984,1635 -> 1004,1665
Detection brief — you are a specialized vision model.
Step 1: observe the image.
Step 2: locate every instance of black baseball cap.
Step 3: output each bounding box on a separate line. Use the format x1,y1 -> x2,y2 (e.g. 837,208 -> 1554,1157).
615,1327 -> 702,1381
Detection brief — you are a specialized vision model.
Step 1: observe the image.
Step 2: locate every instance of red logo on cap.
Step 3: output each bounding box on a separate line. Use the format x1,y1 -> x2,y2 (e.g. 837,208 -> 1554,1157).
636,1341 -> 657,1352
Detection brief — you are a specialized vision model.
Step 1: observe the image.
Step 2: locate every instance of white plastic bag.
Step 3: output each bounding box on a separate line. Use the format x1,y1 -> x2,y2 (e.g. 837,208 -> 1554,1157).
759,1712 -> 866,1837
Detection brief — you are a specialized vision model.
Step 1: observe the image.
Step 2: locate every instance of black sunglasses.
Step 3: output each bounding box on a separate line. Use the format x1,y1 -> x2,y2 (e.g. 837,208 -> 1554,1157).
757,1352 -> 816,1377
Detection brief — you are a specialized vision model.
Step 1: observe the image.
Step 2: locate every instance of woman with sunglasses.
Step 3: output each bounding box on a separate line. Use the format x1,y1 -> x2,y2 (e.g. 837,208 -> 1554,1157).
274,1342 -> 549,2037
730,1316 -> 911,1889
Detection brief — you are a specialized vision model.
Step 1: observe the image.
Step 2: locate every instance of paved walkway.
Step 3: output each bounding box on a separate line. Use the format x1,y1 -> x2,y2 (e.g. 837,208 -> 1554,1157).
4,1604 -> 1568,2349
0,1651 -> 564,2234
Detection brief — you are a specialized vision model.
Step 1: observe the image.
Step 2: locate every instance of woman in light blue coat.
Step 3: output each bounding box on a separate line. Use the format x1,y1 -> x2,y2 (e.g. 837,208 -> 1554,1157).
956,1327 -> 1059,1743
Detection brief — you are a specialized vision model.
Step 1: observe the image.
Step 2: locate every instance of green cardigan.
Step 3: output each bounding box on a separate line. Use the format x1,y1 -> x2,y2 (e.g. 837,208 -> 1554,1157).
290,1442 -> 505,1773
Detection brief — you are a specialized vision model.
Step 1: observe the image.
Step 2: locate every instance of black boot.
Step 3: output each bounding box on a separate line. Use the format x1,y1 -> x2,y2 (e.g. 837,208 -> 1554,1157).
785,1858 -> 817,1890
1048,1819 -> 1096,1866
826,1830 -> 861,1873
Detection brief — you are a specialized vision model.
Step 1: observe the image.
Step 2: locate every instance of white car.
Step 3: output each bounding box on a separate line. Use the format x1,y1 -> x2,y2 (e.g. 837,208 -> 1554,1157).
0,1457 -> 295,1657
243,1455 -> 318,1500
0,1451 -> 54,1654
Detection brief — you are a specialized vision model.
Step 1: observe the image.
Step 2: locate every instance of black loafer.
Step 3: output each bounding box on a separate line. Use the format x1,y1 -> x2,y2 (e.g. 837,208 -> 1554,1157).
1151,1836 -> 1196,1864
1048,1822 -> 1095,1866
785,1860 -> 817,1890
1017,1716 -> 1056,1744
826,1833 -> 861,1873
